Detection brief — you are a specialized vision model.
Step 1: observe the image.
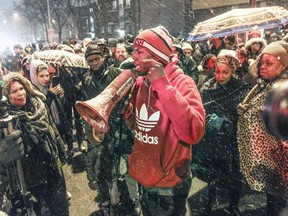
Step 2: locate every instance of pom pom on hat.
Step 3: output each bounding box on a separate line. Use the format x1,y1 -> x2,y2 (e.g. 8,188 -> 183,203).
133,26 -> 174,65
261,41 -> 288,68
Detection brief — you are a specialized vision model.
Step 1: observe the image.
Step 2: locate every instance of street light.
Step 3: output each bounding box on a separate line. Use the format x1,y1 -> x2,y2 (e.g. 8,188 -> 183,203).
13,13 -> 19,19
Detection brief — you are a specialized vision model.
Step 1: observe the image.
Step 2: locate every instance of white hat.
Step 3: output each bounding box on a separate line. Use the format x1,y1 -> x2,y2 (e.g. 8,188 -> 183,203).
182,42 -> 193,51
83,38 -> 93,47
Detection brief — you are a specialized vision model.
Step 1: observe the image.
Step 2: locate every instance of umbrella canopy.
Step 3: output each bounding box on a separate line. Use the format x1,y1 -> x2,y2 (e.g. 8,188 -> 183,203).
32,49 -> 89,68
188,6 -> 288,42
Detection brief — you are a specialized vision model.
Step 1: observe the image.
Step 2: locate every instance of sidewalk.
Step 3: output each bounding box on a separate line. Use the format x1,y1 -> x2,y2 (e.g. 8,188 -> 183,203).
186,177 -> 267,216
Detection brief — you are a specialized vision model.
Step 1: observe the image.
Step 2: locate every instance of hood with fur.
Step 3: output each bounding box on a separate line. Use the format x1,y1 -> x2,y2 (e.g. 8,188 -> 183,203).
2,72 -> 46,103
245,38 -> 267,52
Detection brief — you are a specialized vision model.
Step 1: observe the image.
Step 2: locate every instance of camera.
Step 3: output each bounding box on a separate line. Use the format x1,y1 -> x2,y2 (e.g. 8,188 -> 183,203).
264,81 -> 288,140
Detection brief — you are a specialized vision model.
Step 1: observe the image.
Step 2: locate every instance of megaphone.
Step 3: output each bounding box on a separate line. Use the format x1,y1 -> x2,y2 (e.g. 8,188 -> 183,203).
75,70 -> 136,141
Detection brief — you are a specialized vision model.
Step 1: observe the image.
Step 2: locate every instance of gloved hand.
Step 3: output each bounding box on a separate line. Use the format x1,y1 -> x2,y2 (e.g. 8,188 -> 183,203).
0,130 -> 25,166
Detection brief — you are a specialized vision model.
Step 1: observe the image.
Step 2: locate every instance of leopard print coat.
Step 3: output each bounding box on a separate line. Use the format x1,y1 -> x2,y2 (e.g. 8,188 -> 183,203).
237,76 -> 288,198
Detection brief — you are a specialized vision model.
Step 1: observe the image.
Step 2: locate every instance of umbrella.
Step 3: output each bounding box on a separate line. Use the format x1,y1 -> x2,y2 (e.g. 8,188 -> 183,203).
32,49 -> 89,68
187,6 -> 288,42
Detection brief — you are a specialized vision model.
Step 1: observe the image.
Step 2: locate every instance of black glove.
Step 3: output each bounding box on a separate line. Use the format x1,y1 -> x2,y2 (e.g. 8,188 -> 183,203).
0,130 -> 25,166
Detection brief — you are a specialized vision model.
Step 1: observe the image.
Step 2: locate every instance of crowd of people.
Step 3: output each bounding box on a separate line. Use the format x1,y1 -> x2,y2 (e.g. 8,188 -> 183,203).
0,25 -> 287,216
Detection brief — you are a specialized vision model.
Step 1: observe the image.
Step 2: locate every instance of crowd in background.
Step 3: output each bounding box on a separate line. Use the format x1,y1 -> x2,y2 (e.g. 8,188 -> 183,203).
0,25 -> 288,216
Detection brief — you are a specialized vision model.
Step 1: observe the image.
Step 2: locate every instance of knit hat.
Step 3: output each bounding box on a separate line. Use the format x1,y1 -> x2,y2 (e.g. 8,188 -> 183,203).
95,38 -> 105,45
248,29 -> 261,39
83,38 -> 93,47
13,44 -> 22,49
261,41 -> 288,68
182,42 -> 193,51
85,44 -> 103,59
21,55 -> 31,68
217,49 -> 240,73
108,38 -> 118,47
133,26 -> 174,65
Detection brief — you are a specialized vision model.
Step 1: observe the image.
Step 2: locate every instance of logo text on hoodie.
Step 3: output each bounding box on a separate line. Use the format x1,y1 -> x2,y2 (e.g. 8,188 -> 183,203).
135,103 -> 160,145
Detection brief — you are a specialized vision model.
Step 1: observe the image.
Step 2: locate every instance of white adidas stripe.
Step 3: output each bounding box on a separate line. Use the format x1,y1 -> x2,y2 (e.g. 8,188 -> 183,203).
142,41 -> 170,63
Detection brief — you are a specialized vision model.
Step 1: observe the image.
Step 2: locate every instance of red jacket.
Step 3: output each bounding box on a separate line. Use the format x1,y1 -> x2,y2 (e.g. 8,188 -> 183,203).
128,61 -> 205,188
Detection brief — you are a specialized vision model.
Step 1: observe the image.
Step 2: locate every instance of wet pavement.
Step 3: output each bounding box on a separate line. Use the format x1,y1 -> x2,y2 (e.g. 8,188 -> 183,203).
64,155 -> 269,216
64,141 -> 272,216
187,177 -> 268,216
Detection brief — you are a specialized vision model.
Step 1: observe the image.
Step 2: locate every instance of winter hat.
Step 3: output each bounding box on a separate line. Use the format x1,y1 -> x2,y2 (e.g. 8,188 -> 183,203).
248,29 -> 261,39
21,55 -> 32,68
13,44 -> 23,49
182,42 -> 193,51
245,37 -> 267,50
260,41 -> 288,68
133,26 -> 174,65
83,38 -> 93,47
217,49 -> 240,72
224,35 -> 235,44
85,44 -> 103,59
108,38 -> 118,47
270,32 -> 278,38
201,54 -> 216,69
95,38 -> 106,45
171,43 -> 182,52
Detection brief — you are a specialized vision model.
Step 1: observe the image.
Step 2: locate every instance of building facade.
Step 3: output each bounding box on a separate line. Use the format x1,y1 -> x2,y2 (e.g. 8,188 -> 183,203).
76,0 -> 269,40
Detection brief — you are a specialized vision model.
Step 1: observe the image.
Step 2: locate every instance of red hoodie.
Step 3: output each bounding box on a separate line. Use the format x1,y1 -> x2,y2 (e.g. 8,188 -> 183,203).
128,61 -> 205,188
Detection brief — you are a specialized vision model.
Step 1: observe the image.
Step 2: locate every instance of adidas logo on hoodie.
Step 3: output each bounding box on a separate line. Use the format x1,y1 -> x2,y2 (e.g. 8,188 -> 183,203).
135,103 -> 160,145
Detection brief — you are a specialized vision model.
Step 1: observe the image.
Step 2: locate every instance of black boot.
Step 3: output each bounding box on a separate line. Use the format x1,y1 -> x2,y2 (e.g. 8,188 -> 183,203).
199,182 -> 217,216
266,193 -> 286,216
100,201 -> 111,216
131,199 -> 142,216
228,204 -> 241,216
227,176 -> 242,216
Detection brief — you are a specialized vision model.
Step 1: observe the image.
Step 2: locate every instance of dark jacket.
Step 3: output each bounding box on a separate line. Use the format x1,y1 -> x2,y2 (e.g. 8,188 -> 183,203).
192,77 -> 250,182
81,62 -> 123,137
9,96 -> 66,188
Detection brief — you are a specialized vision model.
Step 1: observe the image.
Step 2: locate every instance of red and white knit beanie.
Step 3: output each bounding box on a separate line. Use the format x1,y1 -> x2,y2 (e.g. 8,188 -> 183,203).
133,26 -> 174,65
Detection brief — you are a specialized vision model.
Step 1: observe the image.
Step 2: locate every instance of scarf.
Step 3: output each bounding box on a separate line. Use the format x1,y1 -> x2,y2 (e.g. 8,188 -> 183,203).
10,96 -> 58,155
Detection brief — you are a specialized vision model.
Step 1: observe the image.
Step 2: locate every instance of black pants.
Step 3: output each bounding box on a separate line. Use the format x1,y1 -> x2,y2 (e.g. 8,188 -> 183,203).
97,141 -> 115,204
63,102 -> 85,150
266,193 -> 286,216
141,178 -> 192,216
29,169 -> 69,216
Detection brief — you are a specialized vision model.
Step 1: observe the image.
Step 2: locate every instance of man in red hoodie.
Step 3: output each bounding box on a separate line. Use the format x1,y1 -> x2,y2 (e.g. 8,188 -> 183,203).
123,26 -> 206,215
